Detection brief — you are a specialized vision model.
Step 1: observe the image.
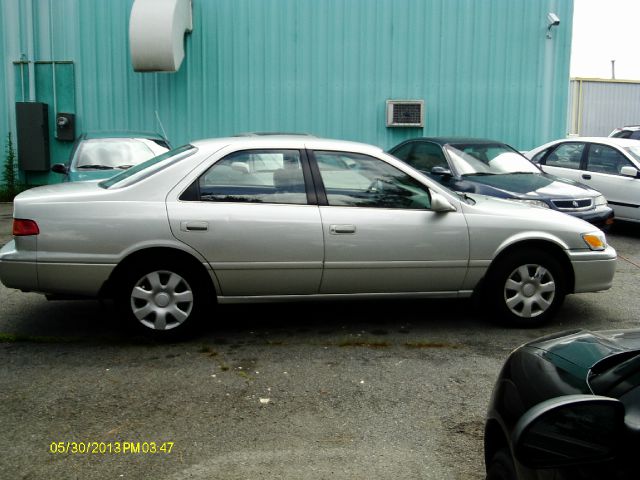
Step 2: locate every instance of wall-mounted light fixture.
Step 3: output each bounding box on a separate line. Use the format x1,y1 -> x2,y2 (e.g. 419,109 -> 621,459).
546,12 -> 560,39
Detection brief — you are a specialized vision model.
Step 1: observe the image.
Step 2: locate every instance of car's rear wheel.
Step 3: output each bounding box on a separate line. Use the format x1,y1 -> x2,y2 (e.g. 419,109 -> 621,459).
118,260 -> 209,337
486,448 -> 516,480
486,249 -> 566,327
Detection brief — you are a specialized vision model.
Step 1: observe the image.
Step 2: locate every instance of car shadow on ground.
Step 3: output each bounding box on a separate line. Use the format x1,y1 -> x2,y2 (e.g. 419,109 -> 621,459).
2,295 -> 493,345
610,221 -> 640,238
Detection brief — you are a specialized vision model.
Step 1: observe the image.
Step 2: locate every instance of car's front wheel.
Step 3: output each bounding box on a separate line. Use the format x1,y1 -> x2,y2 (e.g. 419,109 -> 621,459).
118,260 -> 209,337
486,249 -> 566,327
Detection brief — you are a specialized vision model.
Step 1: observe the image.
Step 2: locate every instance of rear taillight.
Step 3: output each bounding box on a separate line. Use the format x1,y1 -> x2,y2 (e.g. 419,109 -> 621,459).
13,219 -> 40,236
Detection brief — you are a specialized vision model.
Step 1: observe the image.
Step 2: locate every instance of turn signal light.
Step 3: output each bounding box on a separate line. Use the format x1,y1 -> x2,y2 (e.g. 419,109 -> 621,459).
13,218 -> 40,236
582,232 -> 606,251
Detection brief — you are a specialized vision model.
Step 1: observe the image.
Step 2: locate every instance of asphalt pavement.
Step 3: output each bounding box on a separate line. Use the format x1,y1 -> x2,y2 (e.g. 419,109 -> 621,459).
1,202 -> 639,480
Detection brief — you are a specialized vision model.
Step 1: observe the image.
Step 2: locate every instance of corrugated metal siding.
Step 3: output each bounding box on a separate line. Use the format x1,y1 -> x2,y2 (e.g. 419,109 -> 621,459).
0,8 -> 8,169
569,79 -> 640,136
2,0 -> 573,185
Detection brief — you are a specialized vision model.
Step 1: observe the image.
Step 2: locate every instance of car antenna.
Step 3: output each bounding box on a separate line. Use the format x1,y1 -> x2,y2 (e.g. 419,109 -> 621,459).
155,110 -> 169,144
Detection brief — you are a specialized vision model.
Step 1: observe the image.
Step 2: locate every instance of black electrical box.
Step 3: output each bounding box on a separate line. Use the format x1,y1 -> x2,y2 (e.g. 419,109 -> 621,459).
56,112 -> 75,141
16,102 -> 50,171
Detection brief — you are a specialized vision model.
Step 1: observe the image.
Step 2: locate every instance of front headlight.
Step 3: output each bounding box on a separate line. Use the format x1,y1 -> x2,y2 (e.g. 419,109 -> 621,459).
510,199 -> 550,209
582,231 -> 607,251
594,195 -> 608,207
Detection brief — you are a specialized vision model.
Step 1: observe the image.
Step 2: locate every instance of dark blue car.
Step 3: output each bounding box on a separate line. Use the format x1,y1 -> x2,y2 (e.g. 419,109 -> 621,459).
389,138 -> 614,229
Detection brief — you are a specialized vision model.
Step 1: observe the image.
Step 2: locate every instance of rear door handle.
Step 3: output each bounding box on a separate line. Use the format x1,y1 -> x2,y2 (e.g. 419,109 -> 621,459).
329,224 -> 356,234
181,221 -> 209,232
582,174 -> 591,180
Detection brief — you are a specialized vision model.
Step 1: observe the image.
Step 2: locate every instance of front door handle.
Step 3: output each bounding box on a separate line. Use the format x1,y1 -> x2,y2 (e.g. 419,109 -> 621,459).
330,224 -> 356,234
582,174 -> 591,180
181,221 -> 209,232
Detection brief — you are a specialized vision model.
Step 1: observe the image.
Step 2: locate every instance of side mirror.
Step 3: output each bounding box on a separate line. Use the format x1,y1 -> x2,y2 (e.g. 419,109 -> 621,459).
430,192 -> 457,212
620,166 -> 638,178
431,166 -> 453,178
513,394 -> 625,469
51,163 -> 69,175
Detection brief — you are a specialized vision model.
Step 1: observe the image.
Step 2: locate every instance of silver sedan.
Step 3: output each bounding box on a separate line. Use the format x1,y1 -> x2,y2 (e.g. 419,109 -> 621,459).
0,136 -> 617,336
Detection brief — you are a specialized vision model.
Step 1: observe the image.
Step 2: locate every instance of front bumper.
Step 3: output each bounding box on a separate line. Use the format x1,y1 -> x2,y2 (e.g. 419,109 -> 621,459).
565,206 -> 615,229
568,245 -> 617,293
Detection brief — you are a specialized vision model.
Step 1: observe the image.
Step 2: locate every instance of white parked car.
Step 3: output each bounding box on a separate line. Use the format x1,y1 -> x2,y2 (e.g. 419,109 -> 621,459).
0,136 -> 616,336
610,125 -> 640,140
526,137 -> 640,223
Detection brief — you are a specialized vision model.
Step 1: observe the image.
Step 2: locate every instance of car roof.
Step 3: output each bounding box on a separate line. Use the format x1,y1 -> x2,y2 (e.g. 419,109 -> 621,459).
554,136 -> 640,147
81,130 -> 167,140
189,135 -> 385,155
615,125 -> 640,131
398,137 -> 506,146
233,131 -> 316,137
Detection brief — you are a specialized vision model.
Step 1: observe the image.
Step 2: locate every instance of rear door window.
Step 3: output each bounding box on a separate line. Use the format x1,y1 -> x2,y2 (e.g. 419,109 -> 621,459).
195,149 -> 309,205
544,143 -> 585,169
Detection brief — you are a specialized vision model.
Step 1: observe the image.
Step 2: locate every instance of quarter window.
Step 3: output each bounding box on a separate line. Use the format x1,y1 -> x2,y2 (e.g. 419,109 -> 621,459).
195,150 -> 308,204
314,151 -> 431,209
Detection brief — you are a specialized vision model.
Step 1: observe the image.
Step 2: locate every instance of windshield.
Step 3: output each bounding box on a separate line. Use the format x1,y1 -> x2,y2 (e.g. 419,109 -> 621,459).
74,138 -> 170,169
589,350 -> 640,397
100,144 -> 196,189
444,143 -> 540,175
624,146 -> 640,163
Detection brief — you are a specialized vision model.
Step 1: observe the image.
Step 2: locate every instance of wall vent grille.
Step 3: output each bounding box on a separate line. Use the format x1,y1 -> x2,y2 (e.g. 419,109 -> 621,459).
386,100 -> 424,127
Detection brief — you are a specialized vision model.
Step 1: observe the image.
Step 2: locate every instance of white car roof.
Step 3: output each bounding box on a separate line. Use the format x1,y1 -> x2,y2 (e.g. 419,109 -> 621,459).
563,137 -> 640,147
189,135 -> 385,156
614,125 -> 640,131
533,136 -> 640,150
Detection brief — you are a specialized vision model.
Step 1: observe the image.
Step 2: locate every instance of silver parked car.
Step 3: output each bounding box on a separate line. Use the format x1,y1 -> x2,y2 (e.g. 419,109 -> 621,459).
527,137 -> 640,223
0,136 -> 616,336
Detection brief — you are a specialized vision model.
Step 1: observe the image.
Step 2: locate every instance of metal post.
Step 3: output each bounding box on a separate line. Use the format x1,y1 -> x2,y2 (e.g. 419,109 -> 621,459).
611,60 -> 616,80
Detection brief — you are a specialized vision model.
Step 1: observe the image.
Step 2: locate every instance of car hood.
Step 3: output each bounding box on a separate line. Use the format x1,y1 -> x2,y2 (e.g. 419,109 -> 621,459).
527,329 -> 640,373
458,173 -> 599,199
461,192 -> 597,234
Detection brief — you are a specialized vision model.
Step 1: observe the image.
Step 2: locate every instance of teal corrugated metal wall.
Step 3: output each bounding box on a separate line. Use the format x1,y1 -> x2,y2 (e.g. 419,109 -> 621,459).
1,0 -> 573,185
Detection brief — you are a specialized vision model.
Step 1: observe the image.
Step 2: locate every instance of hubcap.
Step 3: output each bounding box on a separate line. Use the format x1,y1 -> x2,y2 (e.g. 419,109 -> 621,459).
130,270 -> 194,330
503,264 -> 556,318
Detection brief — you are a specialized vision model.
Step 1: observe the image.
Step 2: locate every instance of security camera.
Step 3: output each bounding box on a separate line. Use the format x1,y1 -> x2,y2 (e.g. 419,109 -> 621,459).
547,13 -> 560,26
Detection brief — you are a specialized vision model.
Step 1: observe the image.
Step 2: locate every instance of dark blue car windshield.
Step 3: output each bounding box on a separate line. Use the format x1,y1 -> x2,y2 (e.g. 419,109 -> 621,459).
445,144 -> 540,175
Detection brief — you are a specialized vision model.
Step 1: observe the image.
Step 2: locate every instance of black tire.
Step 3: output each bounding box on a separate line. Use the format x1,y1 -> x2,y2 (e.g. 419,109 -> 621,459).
485,249 -> 566,328
117,259 -> 211,338
486,448 -> 517,480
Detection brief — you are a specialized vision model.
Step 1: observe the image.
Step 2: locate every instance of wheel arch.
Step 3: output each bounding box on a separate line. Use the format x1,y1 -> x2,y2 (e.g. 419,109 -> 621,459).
483,239 -> 575,295
100,246 -> 219,299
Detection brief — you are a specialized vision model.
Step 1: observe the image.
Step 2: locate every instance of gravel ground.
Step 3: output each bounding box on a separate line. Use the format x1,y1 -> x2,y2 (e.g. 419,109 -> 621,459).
1,202 -> 639,480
